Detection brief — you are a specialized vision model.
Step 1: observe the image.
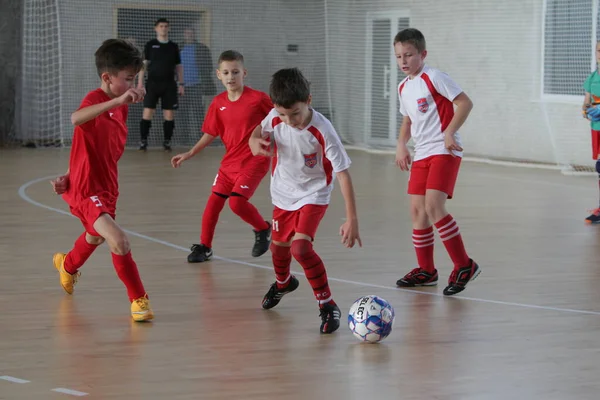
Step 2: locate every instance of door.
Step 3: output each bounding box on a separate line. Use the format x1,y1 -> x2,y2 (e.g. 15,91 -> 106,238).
365,11 -> 410,147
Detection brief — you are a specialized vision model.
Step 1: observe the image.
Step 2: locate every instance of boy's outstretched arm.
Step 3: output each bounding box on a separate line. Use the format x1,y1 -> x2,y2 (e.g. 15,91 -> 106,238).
171,133 -> 216,168
248,125 -> 272,157
336,169 -> 362,248
70,88 -> 144,126
583,92 -> 592,119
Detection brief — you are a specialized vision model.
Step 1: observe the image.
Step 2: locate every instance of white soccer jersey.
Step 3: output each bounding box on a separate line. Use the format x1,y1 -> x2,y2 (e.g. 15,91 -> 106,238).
260,108 -> 351,211
398,64 -> 464,161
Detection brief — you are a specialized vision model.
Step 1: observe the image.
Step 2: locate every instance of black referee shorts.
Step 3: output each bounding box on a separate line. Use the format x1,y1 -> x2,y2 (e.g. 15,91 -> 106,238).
144,80 -> 178,110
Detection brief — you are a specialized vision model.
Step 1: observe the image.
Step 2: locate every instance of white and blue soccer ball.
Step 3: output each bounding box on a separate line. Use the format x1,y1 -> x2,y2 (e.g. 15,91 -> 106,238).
348,295 -> 395,343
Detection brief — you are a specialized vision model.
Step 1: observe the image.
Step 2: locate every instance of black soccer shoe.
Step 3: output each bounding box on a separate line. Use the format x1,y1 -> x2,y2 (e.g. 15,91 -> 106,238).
319,302 -> 341,334
261,276 -> 299,309
138,141 -> 148,151
187,244 -> 213,263
252,221 -> 272,257
443,259 -> 481,296
163,140 -> 172,152
585,208 -> 600,224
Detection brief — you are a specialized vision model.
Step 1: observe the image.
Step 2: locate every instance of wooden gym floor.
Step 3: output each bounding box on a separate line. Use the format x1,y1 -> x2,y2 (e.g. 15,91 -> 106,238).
2,147 -> 600,399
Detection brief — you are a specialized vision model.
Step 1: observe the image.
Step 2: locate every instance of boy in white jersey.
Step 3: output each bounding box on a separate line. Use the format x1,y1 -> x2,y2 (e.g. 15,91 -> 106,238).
249,68 -> 361,334
394,28 -> 480,295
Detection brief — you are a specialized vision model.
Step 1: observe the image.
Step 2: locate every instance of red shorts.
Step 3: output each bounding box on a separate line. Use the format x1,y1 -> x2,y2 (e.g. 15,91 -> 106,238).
271,204 -> 328,243
212,166 -> 268,198
64,194 -> 116,236
592,130 -> 600,159
407,154 -> 462,199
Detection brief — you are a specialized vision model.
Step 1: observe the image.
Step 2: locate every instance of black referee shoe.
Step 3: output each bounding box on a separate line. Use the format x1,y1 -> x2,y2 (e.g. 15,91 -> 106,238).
138,141 -> 147,151
163,141 -> 172,152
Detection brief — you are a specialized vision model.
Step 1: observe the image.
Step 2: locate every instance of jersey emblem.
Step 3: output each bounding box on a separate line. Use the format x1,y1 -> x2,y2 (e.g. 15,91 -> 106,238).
417,97 -> 429,113
219,106 -> 227,111
303,152 -> 318,168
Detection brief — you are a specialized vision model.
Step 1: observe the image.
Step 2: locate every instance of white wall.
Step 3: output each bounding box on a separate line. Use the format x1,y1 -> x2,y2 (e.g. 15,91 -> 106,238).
326,0 -> 590,167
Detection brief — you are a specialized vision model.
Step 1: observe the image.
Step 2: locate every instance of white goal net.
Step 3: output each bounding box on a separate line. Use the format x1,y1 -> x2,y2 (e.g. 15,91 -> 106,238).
18,0 -> 600,173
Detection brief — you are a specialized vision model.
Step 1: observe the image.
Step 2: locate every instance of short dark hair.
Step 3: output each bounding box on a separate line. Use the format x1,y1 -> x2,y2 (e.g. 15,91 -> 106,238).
269,68 -> 310,108
155,18 -> 169,26
393,28 -> 426,53
94,39 -> 143,77
218,50 -> 244,65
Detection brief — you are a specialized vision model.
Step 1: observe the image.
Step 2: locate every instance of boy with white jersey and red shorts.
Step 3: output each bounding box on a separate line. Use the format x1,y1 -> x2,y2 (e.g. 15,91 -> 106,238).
172,50 -> 273,263
394,28 -> 481,296
249,68 -> 362,334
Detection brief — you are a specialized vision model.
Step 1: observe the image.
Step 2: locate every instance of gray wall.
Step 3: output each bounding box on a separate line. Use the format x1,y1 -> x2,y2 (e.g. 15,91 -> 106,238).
0,0 -> 21,145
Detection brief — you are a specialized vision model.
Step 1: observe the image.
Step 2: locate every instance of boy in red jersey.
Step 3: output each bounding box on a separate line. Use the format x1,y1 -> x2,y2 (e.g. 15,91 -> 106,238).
249,68 -> 362,334
50,39 -> 153,321
394,28 -> 480,296
171,50 -> 273,263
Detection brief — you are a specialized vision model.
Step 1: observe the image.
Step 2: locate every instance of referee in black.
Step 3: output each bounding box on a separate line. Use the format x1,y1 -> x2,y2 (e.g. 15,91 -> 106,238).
137,18 -> 184,151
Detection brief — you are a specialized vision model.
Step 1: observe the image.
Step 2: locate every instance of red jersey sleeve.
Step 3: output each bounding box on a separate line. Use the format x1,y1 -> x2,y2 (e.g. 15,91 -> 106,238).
260,92 -> 274,116
77,92 -> 102,132
201,98 -> 223,137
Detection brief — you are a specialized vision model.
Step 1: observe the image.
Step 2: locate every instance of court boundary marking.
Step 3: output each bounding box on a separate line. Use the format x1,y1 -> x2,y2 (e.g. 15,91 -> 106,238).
17,175 -> 600,317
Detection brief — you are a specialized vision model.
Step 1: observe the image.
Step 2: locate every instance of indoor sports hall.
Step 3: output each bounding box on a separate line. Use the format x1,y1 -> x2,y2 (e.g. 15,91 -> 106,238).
2,1 -> 600,399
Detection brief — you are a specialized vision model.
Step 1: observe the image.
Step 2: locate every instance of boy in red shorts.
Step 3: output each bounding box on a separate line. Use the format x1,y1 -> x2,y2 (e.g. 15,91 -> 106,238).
249,68 -> 361,334
50,39 -> 153,321
394,28 -> 481,295
171,50 -> 273,263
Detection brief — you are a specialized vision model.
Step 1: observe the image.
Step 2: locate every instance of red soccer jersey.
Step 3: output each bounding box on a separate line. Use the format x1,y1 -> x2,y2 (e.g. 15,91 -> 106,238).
202,86 -> 273,173
65,88 -> 128,205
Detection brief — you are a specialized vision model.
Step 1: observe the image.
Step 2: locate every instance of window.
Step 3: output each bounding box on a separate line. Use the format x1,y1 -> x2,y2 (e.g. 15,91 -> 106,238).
543,0 -> 594,96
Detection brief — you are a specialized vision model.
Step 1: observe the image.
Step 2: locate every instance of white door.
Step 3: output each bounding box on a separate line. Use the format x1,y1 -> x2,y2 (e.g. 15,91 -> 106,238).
365,11 -> 410,147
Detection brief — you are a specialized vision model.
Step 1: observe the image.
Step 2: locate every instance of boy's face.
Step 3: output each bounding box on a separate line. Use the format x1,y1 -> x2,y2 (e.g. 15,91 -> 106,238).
155,22 -> 169,37
102,68 -> 137,98
216,60 -> 246,91
274,98 -> 312,129
394,42 -> 426,78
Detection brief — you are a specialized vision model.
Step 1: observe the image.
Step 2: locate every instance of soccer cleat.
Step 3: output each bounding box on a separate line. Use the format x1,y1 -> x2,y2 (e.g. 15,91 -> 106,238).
319,302 -> 341,334
131,295 -> 154,322
261,275 -> 300,309
585,208 -> 600,224
187,244 -> 213,263
252,221 -> 272,257
443,259 -> 481,296
53,252 -> 80,295
138,141 -> 148,151
163,140 -> 172,152
396,267 -> 438,287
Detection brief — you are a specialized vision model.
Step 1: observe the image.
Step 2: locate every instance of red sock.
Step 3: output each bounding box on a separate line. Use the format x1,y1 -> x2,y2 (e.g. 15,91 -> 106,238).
64,232 -> 100,274
229,195 -> 269,231
200,193 -> 227,248
271,243 -> 292,289
112,252 -> 146,302
291,240 -> 333,305
434,214 -> 470,270
413,226 -> 435,272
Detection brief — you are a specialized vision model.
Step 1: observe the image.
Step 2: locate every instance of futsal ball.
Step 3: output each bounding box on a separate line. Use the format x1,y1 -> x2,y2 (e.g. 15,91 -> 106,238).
348,295 -> 395,343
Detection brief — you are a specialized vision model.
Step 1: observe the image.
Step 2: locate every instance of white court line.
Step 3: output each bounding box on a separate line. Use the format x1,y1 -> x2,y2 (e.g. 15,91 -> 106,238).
18,175 -> 600,317
0,376 -> 30,383
51,388 -> 89,396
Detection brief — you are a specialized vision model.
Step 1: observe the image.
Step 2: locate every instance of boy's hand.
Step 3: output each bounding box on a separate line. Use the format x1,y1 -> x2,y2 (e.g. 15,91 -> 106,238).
171,151 -> 192,168
395,144 -> 412,171
249,136 -> 273,157
118,88 -> 145,105
444,133 -> 463,156
339,218 -> 362,248
50,174 -> 69,195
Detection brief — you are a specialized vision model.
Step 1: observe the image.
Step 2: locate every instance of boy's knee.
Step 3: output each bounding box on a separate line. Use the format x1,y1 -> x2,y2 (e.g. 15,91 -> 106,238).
424,200 -> 445,222
410,203 -> 426,220
228,194 -> 247,214
85,233 -> 105,246
290,239 -> 311,259
109,235 -> 130,255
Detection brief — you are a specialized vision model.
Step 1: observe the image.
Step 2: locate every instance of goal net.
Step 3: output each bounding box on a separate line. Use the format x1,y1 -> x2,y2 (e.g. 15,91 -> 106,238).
18,0 -> 600,173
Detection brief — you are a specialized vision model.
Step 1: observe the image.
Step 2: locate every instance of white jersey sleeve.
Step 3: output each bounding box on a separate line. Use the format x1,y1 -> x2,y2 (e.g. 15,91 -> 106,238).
428,70 -> 463,101
322,121 -> 351,173
260,109 -> 277,139
398,79 -> 409,116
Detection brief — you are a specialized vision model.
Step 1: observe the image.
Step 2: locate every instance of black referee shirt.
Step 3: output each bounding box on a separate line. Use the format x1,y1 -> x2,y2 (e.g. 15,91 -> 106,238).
143,39 -> 181,82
